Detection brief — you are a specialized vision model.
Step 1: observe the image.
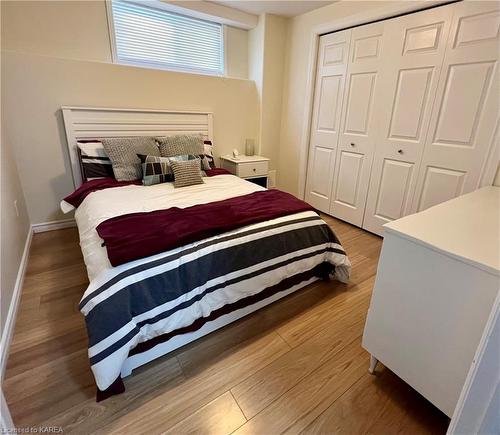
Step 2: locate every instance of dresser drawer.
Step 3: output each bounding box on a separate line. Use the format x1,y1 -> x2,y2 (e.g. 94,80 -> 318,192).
237,161 -> 269,178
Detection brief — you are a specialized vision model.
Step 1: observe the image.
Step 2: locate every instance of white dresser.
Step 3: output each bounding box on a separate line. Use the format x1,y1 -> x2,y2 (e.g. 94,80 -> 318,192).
362,186 -> 500,417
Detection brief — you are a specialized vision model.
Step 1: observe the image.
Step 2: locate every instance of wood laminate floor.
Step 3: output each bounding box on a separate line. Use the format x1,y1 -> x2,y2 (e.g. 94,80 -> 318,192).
4,215 -> 450,434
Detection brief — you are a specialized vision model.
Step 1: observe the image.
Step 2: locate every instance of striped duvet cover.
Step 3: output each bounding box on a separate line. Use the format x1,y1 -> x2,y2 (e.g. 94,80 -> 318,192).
73,175 -> 351,392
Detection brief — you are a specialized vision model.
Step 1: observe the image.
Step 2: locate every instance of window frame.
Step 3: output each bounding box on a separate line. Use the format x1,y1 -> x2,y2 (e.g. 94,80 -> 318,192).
106,0 -> 226,77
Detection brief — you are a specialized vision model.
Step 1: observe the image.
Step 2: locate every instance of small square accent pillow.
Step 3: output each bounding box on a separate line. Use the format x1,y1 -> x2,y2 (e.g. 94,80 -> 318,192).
102,137 -> 159,181
170,158 -> 204,188
138,154 -> 174,186
157,134 -> 204,158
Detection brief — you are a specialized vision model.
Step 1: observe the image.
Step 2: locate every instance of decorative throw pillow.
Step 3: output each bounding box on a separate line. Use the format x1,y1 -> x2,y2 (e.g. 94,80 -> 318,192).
170,153 -> 207,173
102,137 -> 159,181
77,141 -> 114,181
138,154 -> 174,186
157,134 -> 204,157
169,154 -> 199,163
202,140 -> 216,170
170,158 -> 204,188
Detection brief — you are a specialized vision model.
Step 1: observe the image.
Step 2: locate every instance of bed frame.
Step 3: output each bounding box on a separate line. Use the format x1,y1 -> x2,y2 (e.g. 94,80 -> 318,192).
61,106 -> 321,379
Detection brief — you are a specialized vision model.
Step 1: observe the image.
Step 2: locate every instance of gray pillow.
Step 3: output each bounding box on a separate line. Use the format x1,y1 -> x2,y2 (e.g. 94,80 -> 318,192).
170,158 -> 204,188
157,134 -> 204,157
102,137 -> 159,181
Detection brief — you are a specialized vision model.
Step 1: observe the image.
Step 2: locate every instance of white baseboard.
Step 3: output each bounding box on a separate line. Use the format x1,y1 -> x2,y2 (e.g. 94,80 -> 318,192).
0,228 -> 33,380
32,218 -> 76,233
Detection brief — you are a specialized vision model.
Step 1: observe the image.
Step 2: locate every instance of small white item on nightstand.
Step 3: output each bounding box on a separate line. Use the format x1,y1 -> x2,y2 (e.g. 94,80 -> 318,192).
232,149 -> 239,158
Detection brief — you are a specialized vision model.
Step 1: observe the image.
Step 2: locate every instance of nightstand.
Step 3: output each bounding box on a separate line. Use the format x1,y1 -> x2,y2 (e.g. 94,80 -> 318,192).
220,155 -> 270,188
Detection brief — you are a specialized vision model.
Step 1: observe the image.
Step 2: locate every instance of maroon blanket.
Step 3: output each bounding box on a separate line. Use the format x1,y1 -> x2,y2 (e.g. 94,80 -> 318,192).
64,178 -> 142,208
97,189 -> 314,266
205,168 -> 232,177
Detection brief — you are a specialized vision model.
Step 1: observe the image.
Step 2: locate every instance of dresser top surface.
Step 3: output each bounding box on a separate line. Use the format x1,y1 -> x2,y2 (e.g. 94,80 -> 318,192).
384,186 -> 500,275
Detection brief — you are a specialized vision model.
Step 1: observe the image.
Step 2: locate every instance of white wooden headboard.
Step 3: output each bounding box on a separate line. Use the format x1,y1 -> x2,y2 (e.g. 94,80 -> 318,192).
61,106 -> 214,187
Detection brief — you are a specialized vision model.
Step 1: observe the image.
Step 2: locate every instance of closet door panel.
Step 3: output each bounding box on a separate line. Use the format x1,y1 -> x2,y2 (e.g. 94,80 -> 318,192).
305,30 -> 351,212
388,67 -> 434,143
315,74 -> 343,143
335,151 -> 364,207
308,147 -> 336,200
373,159 -> 415,222
343,72 -> 376,135
330,22 -> 384,226
403,22 -> 445,54
418,166 -> 466,211
432,62 -> 495,146
363,5 -> 454,236
412,1 -> 500,212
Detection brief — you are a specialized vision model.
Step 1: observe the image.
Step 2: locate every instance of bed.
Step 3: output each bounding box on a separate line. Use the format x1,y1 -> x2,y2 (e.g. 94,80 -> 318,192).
61,106 -> 351,399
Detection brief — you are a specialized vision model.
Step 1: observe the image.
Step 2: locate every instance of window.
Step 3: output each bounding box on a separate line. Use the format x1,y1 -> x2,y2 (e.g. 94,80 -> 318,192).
109,0 -> 224,76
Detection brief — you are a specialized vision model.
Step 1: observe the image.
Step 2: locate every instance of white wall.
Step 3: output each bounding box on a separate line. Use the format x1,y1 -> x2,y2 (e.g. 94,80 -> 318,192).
226,25 -> 249,79
1,0 -> 249,79
1,0 -> 112,62
448,293 -> 500,435
1,0 -> 258,224
0,128 -> 30,334
4,0 -> 466,226
248,14 -> 288,169
493,163 -> 500,187
248,13 -> 265,157
2,51 -> 259,224
260,14 -> 288,171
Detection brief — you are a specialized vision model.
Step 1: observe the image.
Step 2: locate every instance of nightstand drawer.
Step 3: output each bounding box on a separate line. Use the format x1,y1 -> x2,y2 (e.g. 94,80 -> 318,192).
237,161 -> 269,178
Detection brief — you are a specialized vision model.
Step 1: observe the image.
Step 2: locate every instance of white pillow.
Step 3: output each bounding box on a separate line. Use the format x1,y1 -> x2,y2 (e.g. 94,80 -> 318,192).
77,141 -> 108,158
77,141 -> 114,180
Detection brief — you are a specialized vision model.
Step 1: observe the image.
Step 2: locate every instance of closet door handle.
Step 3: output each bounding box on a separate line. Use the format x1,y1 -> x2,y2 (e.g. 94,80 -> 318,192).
397,149 -> 403,154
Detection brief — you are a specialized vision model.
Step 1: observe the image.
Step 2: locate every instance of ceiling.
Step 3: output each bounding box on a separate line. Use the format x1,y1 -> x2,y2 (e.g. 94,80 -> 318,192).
210,1 -> 337,18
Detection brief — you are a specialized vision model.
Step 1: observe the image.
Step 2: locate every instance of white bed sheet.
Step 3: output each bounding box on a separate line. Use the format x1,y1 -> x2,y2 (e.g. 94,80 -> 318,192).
73,175 -> 265,281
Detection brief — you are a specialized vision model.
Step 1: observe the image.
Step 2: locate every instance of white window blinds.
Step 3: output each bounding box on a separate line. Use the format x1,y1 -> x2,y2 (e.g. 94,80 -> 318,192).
110,1 -> 224,76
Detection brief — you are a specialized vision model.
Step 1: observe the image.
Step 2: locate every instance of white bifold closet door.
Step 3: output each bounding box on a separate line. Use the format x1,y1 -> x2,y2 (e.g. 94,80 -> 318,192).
362,6 -> 454,235
411,1 -> 500,213
305,30 -> 351,212
329,22 -> 385,226
306,1 -> 499,235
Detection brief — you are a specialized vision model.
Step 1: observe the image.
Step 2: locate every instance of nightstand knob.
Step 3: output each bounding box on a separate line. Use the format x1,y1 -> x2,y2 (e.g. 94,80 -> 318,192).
253,168 -> 256,172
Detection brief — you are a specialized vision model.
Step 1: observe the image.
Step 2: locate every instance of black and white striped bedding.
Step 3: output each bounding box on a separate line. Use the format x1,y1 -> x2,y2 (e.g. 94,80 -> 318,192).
72,176 -> 351,391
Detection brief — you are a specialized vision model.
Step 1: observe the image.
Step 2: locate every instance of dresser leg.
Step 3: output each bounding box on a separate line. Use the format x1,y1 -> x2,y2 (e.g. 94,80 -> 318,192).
369,355 -> 379,374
